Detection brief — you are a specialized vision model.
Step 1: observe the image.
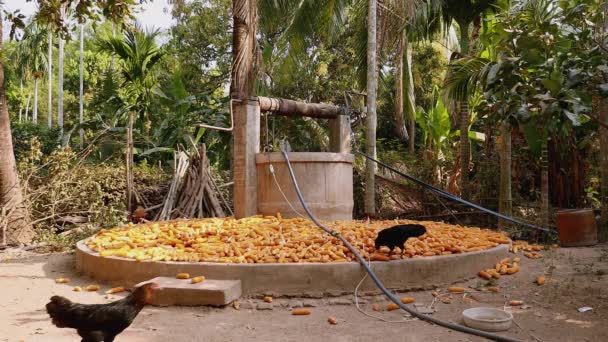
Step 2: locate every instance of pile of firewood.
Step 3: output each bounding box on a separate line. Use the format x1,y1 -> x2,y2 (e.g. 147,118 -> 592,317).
156,145 -> 226,220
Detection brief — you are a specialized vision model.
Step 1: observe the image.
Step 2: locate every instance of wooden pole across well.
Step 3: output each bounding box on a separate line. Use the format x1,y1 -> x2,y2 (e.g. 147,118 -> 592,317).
258,96 -> 345,119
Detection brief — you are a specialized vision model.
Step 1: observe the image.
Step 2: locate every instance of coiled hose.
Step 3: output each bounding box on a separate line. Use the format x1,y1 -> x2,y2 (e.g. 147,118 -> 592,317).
280,149 -> 524,342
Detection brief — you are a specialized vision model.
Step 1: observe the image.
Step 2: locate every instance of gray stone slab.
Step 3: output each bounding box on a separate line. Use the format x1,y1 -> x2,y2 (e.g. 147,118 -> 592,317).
138,276 -> 241,306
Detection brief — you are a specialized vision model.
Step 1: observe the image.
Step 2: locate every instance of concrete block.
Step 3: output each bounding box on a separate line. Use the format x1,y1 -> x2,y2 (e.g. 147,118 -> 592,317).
139,277 -> 241,306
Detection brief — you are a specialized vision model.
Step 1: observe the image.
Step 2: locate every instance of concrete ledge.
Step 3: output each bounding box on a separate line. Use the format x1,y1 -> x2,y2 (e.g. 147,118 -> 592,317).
76,240 -> 510,296
138,277 -> 241,306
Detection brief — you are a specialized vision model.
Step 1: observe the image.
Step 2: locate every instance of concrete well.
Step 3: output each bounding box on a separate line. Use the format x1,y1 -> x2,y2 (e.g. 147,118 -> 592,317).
256,152 -> 354,220
76,240 -> 509,297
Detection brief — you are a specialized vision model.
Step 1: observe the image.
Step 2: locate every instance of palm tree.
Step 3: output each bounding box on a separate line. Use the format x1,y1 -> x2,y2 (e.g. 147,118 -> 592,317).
19,22 -> 48,124
440,0 -> 497,199
79,23 -> 85,147
365,0 -> 378,215
598,5 -> 608,242
0,10 -> 34,245
47,28 -> 53,128
58,27 -> 65,134
96,26 -> 164,213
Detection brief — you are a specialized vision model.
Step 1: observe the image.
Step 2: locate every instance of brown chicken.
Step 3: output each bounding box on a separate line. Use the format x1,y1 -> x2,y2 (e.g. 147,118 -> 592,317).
128,206 -> 148,223
46,282 -> 160,342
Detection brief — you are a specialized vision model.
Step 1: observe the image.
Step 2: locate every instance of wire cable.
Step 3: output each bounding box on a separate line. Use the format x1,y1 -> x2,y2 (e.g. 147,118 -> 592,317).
354,151 -> 552,233
280,148 -> 524,342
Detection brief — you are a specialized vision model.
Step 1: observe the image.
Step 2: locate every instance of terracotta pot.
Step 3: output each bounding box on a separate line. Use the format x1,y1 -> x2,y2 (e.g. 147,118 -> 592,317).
556,209 -> 597,247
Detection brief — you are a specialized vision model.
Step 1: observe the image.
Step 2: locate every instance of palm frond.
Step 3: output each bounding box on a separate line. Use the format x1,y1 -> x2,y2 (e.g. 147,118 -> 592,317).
442,56 -> 493,102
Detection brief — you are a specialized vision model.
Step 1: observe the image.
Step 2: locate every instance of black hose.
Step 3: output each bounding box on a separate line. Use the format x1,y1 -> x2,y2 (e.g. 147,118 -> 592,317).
280,149 -> 524,342
354,151 -> 552,233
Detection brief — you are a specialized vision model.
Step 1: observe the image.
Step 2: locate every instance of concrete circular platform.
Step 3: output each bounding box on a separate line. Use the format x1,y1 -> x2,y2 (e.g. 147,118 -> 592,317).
76,240 -> 510,297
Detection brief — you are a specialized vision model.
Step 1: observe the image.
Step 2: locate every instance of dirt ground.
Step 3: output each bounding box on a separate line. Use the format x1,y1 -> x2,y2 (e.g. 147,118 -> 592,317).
1,244 -> 607,342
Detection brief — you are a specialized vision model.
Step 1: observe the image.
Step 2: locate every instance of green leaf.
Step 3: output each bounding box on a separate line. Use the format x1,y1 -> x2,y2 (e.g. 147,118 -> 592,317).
541,79 -> 561,94
468,131 -> 486,142
486,64 -> 500,86
516,35 -> 540,50
137,147 -> 175,156
522,49 -> 544,66
262,43 -> 273,64
563,110 -> 580,126
521,122 -> 542,158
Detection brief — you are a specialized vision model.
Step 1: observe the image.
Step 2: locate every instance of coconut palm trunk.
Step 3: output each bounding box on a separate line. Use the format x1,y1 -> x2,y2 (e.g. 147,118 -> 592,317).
126,111 -> 134,213
0,12 -> 33,245
598,4 -> 608,242
498,122 -> 512,229
404,34 -> 416,153
18,79 -> 22,122
24,93 -> 31,121
540,133 -> 549,228
457,20 -> 471,199
599,97 -> 608,242
79,23 -> 84,148
58,33 -> 64,134
394,30 -> 408,142
365,0 -> 378,216
33,77 -> 38,124
47,30 -> 52,128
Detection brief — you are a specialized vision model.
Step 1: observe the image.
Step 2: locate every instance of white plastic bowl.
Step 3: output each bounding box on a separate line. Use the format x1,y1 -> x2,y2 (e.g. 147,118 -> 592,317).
462,307 -> 513,332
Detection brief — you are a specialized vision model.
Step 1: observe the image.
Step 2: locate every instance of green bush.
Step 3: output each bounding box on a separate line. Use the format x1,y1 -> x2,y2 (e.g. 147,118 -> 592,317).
18,138 -> 169,243
11,122 -> 62,161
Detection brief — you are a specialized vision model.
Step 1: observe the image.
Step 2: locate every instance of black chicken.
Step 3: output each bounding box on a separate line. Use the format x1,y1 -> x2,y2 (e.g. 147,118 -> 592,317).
46,282 -> 160,342
374,224 -> 427,254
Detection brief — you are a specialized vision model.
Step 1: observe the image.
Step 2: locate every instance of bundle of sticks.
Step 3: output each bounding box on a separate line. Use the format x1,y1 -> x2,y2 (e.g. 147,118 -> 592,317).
157,145 -> 226,220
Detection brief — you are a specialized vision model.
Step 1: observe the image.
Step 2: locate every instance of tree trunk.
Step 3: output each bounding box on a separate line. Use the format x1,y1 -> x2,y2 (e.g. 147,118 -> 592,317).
365,0 -> 378,216
18,79 -> 22,122
111,23 -> 115,70
0,13 -> 34,245
498,122 -> 512,230
231,0 -> 259,218
126,111 -> 134,214
47,29 -> 53,128
231,0 -> 258,99
458,101 -> 470,199
404,34 -> 416,154
33,78 -> 38,124
25,93 -> 31,122
599,97 -> 608,242
79,23 -> 84,148
457,20 -> 471,200
393,30 -> 408,142
598,3 -> 608,242
58,15 -> 65,135
540,134 -> 550,228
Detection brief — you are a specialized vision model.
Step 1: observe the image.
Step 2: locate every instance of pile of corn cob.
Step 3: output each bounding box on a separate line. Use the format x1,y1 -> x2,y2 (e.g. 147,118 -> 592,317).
85,216 -> 511,263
